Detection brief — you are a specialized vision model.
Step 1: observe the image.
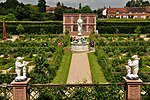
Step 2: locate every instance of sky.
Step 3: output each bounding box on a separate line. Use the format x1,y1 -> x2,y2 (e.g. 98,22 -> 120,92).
0,0 -> 149,10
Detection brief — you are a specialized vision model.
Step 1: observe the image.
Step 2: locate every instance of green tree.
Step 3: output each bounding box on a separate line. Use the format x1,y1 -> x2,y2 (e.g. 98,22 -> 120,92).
29,5 -> 42,20
15,5 -> 25,20
80,5 -> 92,13
79,3 -> 82,9
39,28 -> 45,34
38,0 -> 46,12
16,24 -> 24,34
3,0 -> 20,9
126,0 -> 150,7
4,13 -> 17,21
97,9 -> 103,18
0,6 -> 7,15
127,50 -> 132,58
134,25 -> 141,34
55,7 -> 64,20
142,1 -> 150,6
115,28 -> 119,34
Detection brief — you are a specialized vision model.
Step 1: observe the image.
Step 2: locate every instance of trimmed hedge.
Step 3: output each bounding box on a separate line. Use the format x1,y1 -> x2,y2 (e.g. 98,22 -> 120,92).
0,21 -> 63,34
97,21 -> 150,34
2,20 -> 150,34
101,46 -> 149,53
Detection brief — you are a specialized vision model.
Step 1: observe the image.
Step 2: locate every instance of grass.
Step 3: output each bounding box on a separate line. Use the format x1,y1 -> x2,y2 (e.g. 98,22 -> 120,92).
52,48 -> 72,84
88,52 -> 107,83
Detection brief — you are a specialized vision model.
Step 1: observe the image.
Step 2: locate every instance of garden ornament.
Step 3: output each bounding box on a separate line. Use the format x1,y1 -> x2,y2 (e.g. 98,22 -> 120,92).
15,57 -> 27,82
77,14 -> 83,35
126,55 -> 140,80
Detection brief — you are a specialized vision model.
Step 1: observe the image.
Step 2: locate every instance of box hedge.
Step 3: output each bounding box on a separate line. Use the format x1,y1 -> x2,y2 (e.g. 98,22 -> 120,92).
0,21 -> 63,34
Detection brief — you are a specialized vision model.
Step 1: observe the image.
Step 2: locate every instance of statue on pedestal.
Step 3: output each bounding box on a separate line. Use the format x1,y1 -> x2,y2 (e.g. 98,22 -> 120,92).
126,55 -> 140,80
77,14 -> 83,36
15,57 -> 27,82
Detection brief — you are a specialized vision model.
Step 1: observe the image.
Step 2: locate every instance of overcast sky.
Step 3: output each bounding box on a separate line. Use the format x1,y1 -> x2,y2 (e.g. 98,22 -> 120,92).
0,0 -> 149,10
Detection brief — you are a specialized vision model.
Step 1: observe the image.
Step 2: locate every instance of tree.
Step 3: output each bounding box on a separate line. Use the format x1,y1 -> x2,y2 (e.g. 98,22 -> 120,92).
127,50 -> 132,58
126,0 -> 150,7
134,25 -> 141,34
80,5 -> 92,13
115,28 -> 119,34
142,1 -> 150,7
3,0 -> 20,9
38,0 -> 46,12
79,3 -> 82,9
4,13 -> 17,21
55,7 -> 64,20
16,24 -> 24,34
15,5 -> 25,20
0,6 -> 7,15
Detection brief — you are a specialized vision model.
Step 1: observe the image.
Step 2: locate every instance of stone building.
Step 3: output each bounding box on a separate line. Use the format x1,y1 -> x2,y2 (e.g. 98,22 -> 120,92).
63,14 -> 97,36
103,7 -> 150,19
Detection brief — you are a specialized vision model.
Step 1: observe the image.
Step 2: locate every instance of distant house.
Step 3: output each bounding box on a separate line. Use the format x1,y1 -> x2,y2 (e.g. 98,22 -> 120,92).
103,7 -> 150,19
46,6 -> 56,13
46,2 -> 75,13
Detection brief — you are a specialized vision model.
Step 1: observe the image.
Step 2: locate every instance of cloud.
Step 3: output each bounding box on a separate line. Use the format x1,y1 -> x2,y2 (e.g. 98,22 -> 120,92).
1,0 -> 149,10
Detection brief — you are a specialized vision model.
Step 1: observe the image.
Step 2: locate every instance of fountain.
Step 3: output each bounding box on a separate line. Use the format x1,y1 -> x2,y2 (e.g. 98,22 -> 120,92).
71,14 -> 89,52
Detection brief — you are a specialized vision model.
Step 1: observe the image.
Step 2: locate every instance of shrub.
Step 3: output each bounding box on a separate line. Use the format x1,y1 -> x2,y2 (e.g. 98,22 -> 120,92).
16,24 -> 24,34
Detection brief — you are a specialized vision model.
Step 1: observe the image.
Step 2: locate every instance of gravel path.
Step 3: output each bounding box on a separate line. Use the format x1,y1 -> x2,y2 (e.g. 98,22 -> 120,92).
67,52 -> 92,84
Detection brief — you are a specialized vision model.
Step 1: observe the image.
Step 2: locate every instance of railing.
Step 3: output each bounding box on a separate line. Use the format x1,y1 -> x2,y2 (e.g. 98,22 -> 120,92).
28,83 -> 124,100
0,83 -> 149,100
0,83 -> 13,100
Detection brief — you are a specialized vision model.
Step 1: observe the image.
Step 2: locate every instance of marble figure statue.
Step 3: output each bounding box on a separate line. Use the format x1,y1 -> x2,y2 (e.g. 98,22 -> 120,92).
15,57 -> 27,82
126,55 -> 140,80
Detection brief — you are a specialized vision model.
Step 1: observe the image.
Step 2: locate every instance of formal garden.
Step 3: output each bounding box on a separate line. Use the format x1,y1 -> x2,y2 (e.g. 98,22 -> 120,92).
0,20 -> 150,99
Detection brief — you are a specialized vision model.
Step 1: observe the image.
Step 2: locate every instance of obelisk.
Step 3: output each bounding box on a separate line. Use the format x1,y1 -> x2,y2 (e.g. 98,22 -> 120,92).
2,18 -> 7,40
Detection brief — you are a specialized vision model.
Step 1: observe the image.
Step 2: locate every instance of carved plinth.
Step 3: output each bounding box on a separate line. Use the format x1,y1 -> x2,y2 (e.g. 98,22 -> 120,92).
11,78 -> 31,100
123,77 -> 143,100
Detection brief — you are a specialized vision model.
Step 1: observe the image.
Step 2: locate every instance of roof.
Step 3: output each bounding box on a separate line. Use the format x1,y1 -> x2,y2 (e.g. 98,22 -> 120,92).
107,8 -> 128,14
127,7 -> 146,13
106,7 -> 150,14
146,7 -> 150,12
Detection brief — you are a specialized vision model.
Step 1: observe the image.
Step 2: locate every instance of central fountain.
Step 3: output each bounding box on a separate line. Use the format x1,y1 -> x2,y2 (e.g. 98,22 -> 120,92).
71,14 -> 89,52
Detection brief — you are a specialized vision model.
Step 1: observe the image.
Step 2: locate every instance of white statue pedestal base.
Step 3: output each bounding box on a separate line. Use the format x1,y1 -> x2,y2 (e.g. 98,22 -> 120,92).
123,77 -> 143,100
11,78 -> 31,100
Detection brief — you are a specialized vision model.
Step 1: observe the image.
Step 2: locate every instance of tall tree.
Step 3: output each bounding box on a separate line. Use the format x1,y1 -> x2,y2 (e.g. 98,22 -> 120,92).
3,0 -> 20,9
126,0 -> 150,7
38,0 -> 46,12
79,3 -> 82,9
80,6 -> 92,13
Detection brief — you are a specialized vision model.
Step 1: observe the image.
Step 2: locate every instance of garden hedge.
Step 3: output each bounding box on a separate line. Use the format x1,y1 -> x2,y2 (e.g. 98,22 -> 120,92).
0,21 -> 63,34
2,21 -> 150,34
97,21 -> 150,34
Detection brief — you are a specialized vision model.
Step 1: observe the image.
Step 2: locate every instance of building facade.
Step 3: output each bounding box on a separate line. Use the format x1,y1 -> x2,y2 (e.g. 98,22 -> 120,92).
103,7 -> 150,19
63,14 -> 96,36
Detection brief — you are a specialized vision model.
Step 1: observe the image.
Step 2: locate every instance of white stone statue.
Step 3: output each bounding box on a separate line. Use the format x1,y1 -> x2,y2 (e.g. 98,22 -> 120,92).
15,57 -> 27,82
126,55 -> 140,80
77,14 -> 83,36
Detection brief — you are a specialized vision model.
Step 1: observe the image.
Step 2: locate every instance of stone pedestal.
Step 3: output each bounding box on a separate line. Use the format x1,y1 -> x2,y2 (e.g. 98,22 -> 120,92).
123,77 -> 143,100
11,78 -> 31,100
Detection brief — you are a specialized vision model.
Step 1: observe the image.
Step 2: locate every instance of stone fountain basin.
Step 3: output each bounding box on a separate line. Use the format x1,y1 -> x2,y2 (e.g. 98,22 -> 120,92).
71,42 -> 89,52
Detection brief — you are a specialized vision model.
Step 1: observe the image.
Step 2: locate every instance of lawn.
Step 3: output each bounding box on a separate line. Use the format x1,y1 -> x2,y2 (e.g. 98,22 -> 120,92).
52,48 -> 72,84
88,52 -> 107,83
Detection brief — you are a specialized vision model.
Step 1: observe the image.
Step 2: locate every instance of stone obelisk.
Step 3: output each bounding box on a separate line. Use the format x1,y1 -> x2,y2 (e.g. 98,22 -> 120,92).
2,18 -> 7,40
